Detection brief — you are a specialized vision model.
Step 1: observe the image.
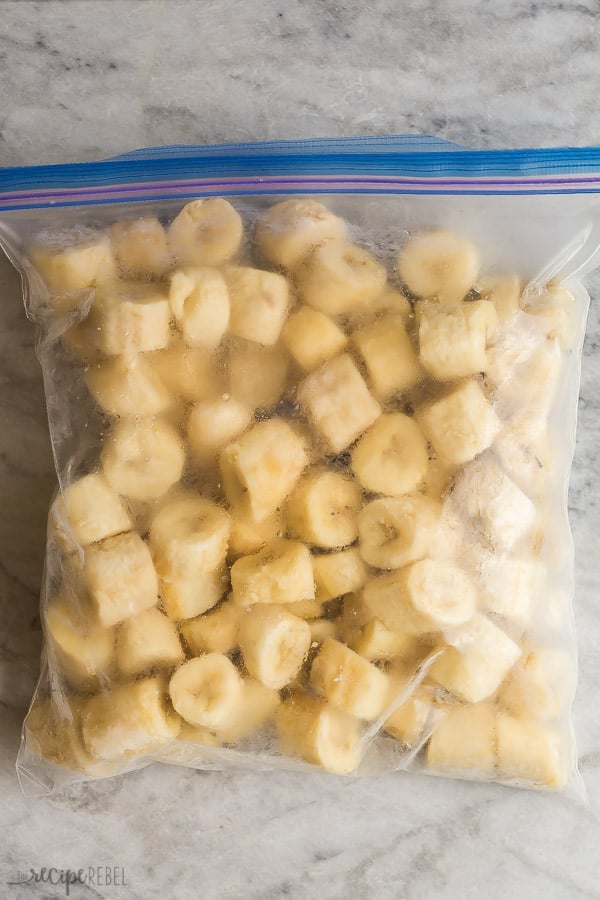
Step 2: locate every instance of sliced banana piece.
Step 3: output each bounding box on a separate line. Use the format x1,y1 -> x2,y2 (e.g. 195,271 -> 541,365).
239,605 -> 311,689
478,273 -> 521,325
500,645 -> 574,720
418,299 -> 497,381
357,495 -> 441,569
230,539 -> 315,607
285,467 -> 361,549
110,217 -> 172,278
54,473 -> 132,547
46,594 -> 114,688
312,549 -> 367,603
94,281 -> 172,357
308,619 -> 339,644
187,396 -> 252,467
149,493 -> 230,581
310,638 -> 389,721
427,702 -> 496,775
86,354 -> 174,418
254,198 -> 348,269
353,314 -> 421,399
496,714 -> 567,788
229,508 -> 282,559
84,531 -> 158,627
161,567 -> 228,621
521,282 -> 576,348
228,339 -> 290,411
351,413 -> 428,496
282,305 -> 348,372
168,267 -> 230,349
102,417 -> 185,502
180,600 -> 242,655
169,654 -> 244,731
398,230 -> 479,304
276,693 -> 362,774
218,678 -> 281,743
30,231 -> 116,301
350,617 -> 417,663
148,343 -> 223,403
116,607 -> 184,676
417,380 -> 499,467
224,266 -> 289,345
297,242 -> 387,316
168,198 -> 243,267
385,683 -> 438,748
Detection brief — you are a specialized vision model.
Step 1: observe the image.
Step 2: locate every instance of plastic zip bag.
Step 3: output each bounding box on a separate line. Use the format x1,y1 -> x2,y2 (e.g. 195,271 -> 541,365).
0,135 -> 597,797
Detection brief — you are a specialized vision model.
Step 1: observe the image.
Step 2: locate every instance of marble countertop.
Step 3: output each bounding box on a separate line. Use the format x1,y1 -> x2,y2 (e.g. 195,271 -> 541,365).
1,2 -> 600,898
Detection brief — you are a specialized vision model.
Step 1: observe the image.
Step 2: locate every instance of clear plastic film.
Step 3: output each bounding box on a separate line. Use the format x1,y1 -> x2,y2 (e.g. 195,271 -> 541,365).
0,136 -> 598,797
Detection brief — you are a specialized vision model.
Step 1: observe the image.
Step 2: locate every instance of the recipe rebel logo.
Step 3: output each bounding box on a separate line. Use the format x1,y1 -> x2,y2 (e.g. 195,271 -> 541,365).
7,866 -> 128,895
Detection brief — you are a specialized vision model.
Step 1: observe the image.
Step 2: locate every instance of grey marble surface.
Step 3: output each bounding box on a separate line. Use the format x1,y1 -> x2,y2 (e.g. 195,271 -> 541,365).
1,1 -> 600,898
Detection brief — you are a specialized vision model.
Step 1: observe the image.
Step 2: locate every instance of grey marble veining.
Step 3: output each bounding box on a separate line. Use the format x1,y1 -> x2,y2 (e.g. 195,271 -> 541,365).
1,2 -> 600,898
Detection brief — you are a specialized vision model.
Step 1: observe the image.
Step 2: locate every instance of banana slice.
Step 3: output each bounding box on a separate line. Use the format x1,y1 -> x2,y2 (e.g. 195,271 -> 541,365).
228,339 -> 290,411
161,567 -> 228,621
169,654 -> 244,730
276,693 -> 362,774
418,300 -> 497,381
282,306 -> 347,372
350,617 -> 417,663
465,546 -> 545,625
284,599 -> 324,619
357,495 -> 441,569
217,678 -> 281,743
351,413 -> 428,496
521,282 -> 576,348
417,380 -> 499,467
492,417 -> 549,499
353,314 -> 421,399
168,198 -> 243,267
385,684 -> 437,748
30,231 -> 116,301
187,396 -> 252,467
297,242 -> 387,316
254,198 -> 348,269
116,607 -> 184,676
229,508 -> 282,559
81,675 -> 180,761
238,605 -> 311,689
102,417 -> 185,502
148,343 -> 223,403
310,638 -> 389,721
478,273 -> 521,325
427,702 -> 496,775
54,473 -> 132,547
312,549 -> 367,603
220,419 -> 309,523
230,539 -> 315,607
398,230 -> 479,304
298,353 -> 381,454
46,594 -> 114,688
224,266 -> 290,346
180,600 -> 242,655
364,285 -> 412,320
284,467 -> 361,549
25,696 -> 110,775
429,613 -> 521,703
169,267 -> 230,349
496,714 -> 567,788
308,619 -> 338,644
94,281 -> 172,357
149,493 -> 230,585
83,531 -> 158,627
86,354 -> 174,418
110,217 -> 172,278
500,646 -> 575,720
363,559 -> 476,635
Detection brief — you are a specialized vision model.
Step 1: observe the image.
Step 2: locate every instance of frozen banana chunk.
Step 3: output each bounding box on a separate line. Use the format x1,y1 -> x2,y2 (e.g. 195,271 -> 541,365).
46,594 -> 114,689
522,282 -> 576,348
220,419 -> 308,523
239,605 -> 311,689
285,468 -> 361,549
187,396 -> 252,467
417,380 -> 499,467
297,242 -> 387,316
162,568 -> 228,622
81,676 -> 180,761
229,508 -> 282,559
465,546 -> 545,625
352,413 -> 428,495
254,198 -> 348,269
384,672 -> 438,746
353,314 -> 421,398
277,693 -> 362,774
308,619 -> 338,644
116,607 -> 184,676
312,549 -> 367,603
427,702 -> 496,775
25,696 -> 109,775
363,559 -> 476,636
310,638 -> 389,721
430,613 -> 521,703
500,646 -> 575,720
398,230 -> 479,305
358,495 -> 441,569
224,266 -> 289,345
169,267 -> 230,349
110,217 -> 172,278
62,318 -> 103,365
94,281 -> 172,356
418,300 -> 497,381
168,198 -> 243,267
231,539 -> 315,607
180,601 -> 242,655
86,354 -> 174,418
148,343 -> 223,402
30,231 -> 116,300
350,617 -> 417,663
496,714 -> 567,788
494,340 -> 562,425
169,654 -> 243,731
102,417 -> 185,502
478,274 -> 521,325
283,306 -> 347,372
365,285 -> 411,320
298,354 -> 381,454
228,339 -> 290,410
285,599 -> 324,619
218,678 -> 280,743
84,532 -> 158,627
55,473 -> 132,547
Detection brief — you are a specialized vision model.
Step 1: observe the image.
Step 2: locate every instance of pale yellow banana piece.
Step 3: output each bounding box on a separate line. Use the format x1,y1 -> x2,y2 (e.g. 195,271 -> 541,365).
161,567 -> 228,621
419,458 -> 455,501
417,380 -> 499,467
224,266 -> 289,345
46,594 -> 114,688
81,675 -> 180,761
110,217 -> 172,278
478,273 -> 521,324
217,678 -> 281,743
500,646 -> 575,720
465,545 -> 545,625
276,693 -> 362,774
363,559 -> 476,636
493,340 -> 562,425
228,339 -> 290,411
149,493 -> 230,580
427,702 -> 496,774
25,696 -> 108,775
312,549 -> 367,603
384,672 -> 438,746
220,419 -> 308,523
86,354 -> 174,418
429,613 -> 521,702
339,592 -> 372,645
102,417 -> 185,502
418,299 -> 497,381
94,281 -> 172,357
187,396 -> 252,467
398,230 -> 479,304
54,473 -> 132,547
483,311 -> 543,390
308,619 -> 338,644
168,198 -> 243,267
351,413 -> 428,496
298,353 -> 381,454
180,600 -> 242,655
521,282 -> 576,348
310,638 -> 389,721
230,539 -> 315,607
169,267 -> 230,349
350,617 -> 417,663
353,314 -> 421,399
492,417 -> 549,499
168,653 -> 244,730
366,285 -> 412,319
427,500 -> 466,563
84,531 -> 158,628
254,198 -> 348,269
282,306 -> 347,372
30,231 -> 116,302
116,607 -> 184,677
284,599 -> 324,619
228,508 -> 282,558
238,605 -> 311,689
297,242 -> 387,316
358,495 -> 441,569
285,467 -> 361,549
148,343 -> 223,402
496,714 -> 567,788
